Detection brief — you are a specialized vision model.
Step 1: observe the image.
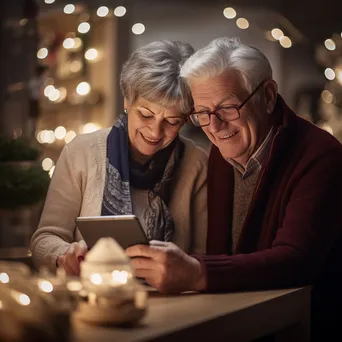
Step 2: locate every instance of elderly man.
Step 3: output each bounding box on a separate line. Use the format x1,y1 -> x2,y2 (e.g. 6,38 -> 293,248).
126,37 -> 342,340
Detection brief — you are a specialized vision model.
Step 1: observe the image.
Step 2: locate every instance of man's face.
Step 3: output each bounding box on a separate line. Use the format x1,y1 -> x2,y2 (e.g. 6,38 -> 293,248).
189,71 -> 271,166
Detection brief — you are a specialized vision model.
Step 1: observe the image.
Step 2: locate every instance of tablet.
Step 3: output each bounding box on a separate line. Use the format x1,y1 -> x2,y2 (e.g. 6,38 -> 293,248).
75,215 -> 149,250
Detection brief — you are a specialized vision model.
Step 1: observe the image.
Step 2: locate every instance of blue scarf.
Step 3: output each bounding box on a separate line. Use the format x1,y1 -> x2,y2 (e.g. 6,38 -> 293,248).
101,114 -> 183,241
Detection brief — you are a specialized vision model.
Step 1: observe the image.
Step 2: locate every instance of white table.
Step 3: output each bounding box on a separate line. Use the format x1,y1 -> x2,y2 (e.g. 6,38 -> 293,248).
72,286 -> 311,342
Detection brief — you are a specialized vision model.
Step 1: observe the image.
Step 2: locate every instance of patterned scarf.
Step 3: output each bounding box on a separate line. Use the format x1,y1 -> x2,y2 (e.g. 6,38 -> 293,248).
101,114 -> 184,242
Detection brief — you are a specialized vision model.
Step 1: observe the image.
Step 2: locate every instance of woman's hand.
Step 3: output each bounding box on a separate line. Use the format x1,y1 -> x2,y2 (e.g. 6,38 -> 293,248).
57,240 -> 88,276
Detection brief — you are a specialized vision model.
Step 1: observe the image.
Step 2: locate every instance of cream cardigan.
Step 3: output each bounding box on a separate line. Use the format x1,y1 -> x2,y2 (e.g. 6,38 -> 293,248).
30,128 -> 208,271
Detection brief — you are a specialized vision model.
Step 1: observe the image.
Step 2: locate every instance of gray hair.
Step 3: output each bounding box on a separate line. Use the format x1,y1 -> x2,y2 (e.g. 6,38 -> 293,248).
180,37 -> 272,94
120,40 -> 194,114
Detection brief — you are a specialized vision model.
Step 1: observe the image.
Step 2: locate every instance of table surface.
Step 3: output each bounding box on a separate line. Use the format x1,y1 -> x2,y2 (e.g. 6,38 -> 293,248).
72,286 -> 311,342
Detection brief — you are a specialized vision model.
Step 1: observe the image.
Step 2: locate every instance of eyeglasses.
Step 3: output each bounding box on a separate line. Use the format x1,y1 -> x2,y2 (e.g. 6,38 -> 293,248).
188,80 -> 266,127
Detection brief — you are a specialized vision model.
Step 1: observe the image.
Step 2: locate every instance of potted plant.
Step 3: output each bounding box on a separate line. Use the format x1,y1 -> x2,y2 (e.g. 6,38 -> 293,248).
0,136 -> 50,248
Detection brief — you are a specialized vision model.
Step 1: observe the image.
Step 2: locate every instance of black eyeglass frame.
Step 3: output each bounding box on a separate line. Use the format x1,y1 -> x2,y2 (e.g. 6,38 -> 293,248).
188,80 -> 267,127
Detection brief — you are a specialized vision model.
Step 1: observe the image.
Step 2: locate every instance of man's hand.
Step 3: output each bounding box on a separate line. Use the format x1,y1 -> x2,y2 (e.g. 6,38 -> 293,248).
57,240 -> 88,276
126,240 -> 206,293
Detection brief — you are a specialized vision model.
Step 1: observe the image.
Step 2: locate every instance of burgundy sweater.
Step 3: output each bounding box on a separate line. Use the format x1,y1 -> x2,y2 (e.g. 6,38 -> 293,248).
197,96 -> 342,329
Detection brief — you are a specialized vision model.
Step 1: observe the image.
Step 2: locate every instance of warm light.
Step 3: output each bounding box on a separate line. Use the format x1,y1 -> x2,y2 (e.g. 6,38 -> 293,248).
85,48 -> 98,61
90,273 -> 103,285
223,7 -> 236,19
63,4 -> 75,14
70,60 -> 82,73
82,123 -> 101,134
44,85 -> 55,97
39,280 -> 54,293
78,22 -> 90,34
321,90 -> 333,104
54,126 -> 67,139
42,158 -> 54,171
44,0 -> 55,4
48,88 -> 60,102
111,270 -> 128,284
67,280 -> 82,292
0,300 -> 3,310
97,6 -> 109,17
20,18 -> 28,26
336,68 -> 342,86
279,36 -> 292,48
324,68 -> 335,80
63,38 -> 75,49
321,123 -> 334,135
324,39 -> 336,51
271,28 -> 284,40
0,273 -> 9,284
49,166 -> 55,178
40,130 -> 55,144
76,82 -> 91,95
56,87 -> 67,102
64,131 -> 76,143
37,48 -> 48,59
236,18 -> 249,29
114,6 -> 126,17
73,37 -> 82,49
18,294 -> 30,306
132,23 -> 145,35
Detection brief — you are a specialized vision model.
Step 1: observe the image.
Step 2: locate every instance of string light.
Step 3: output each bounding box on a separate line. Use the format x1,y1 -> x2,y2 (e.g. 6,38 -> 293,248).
85,48 -> 98,61
236,18 -> 249,29
279,36 -> 292,48
271,28 -> 284,40
114,6 -> 126,17
44,0 -> 55,4
42,158 -> 54,171
324,68 -> 335,80
76,82 -> 91,95
37,48 -> 48,59
97,6 -> 109,17
223,7 -> 236,19
64,4 -> 76,14
132,23 -> 145,35
324,39 -> 336,51
78,22 -> 91,34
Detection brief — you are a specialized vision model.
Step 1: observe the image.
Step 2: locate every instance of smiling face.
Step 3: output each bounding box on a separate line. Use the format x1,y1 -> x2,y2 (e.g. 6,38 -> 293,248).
189,71 -> 277,166
125,97 -> 185,164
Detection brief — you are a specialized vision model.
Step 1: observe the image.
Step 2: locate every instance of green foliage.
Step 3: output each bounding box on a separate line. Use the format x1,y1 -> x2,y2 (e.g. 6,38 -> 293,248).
0,137 -> 50,208
0,136 -> 40,162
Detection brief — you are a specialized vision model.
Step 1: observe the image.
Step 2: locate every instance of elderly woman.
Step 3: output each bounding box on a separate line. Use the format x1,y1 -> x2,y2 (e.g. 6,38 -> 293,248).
30,40 -> 208,275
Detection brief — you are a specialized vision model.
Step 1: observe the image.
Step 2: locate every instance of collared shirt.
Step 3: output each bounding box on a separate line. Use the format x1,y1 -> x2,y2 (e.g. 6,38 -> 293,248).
226,127 -> 275,179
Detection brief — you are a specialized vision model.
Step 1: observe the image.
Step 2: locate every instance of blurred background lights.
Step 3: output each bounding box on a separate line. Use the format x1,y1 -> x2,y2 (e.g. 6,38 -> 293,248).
76,82 -> 91,95
324,39 -> 336,51
236,18 -> 249,29
321,123 -> 334,135
78,22 -> 90,34
97,6 -> 109,17
132,23 -> 145,35
65,131 -> 76,144
37,48 -> 48,59
321,90 -> 333,104
114,6 -> 126,17
223,7 -> 236,19
54,126 -> 67,140
17,294 -> 30,306
279,36 -> 292,48
324,68 -> 335,80
39,280 -> 54,293
48,88 -> 60,102
63,38 -> 75,49
85,48 -> 98,61
44,85 -> 55,97
335,68 -> 342,86
44,0 -> 55,4
69,60 -> 82,73
82,123 -> 101,134
271,28 -> 284,40
63,4 -> 75,14
0,273 -> 9,283
49,166 -> 55,178
42,158 -> 54,171
73,37 -> 82,49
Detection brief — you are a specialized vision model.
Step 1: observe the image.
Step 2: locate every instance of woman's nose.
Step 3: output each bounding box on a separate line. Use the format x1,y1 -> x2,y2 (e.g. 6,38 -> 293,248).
149,121 -> 163,138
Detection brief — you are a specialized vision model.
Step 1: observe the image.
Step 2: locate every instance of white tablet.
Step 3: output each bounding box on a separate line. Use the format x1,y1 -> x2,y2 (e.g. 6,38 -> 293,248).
75,215 -> 149,250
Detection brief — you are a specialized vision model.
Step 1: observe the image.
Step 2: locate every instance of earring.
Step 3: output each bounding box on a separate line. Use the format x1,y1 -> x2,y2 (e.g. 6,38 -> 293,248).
124,109 -> 128,114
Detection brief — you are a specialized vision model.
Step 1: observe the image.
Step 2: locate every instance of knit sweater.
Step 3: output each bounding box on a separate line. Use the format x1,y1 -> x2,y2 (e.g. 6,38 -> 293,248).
30,129 -> 208,271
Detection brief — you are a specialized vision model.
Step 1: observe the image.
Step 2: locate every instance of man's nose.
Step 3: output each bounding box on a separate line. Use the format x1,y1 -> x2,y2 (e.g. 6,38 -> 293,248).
207,114 -> 224,134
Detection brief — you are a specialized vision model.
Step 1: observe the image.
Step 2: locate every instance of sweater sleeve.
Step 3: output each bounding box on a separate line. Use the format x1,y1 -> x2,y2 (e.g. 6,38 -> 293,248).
196,147 -> 342,292
29,143 -> 82,272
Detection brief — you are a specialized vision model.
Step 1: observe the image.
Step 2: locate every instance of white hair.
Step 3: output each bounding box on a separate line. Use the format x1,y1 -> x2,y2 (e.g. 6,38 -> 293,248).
120,40 -> 194,114
180,37 -> 272,93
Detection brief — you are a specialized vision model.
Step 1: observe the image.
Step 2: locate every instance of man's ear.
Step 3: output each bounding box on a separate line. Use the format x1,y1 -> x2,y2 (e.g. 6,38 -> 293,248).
265,80 -> 278,114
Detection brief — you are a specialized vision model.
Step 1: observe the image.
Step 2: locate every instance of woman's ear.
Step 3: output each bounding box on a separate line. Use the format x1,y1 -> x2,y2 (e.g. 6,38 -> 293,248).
124,97 -> 130,113
265,80 -> 278,114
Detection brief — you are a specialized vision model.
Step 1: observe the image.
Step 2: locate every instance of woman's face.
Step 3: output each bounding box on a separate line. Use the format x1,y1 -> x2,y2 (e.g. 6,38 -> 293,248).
125,97 -> 185,164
